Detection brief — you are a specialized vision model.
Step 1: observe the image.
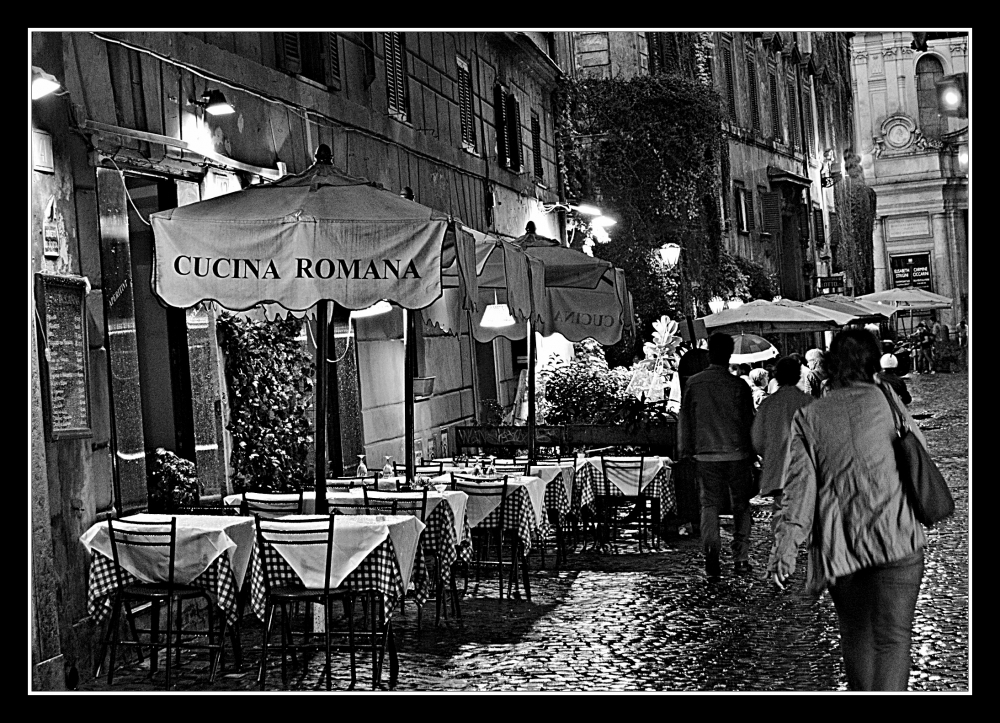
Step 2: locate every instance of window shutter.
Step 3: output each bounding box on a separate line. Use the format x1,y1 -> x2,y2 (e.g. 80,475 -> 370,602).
745,189 -> 756,232
531,111 -> 543,180
325,33 -> 341,86
813,209 -> 826,247
385,32 -> 408,119
494,84 -> 509,167
723,47 -> 736,120
276,32 -> 302,75
506,94 -> 523,172
362,32 -> 377,87
787,80 -> 799,149
746,58 -> 760,133
761,191 -> 781,234
816,96 -> 827,152
770,72 -> 781,141
803,83 -> 815,156
457,59 -> 475,149
828,211 -> 841,248
648,33 -> 663,75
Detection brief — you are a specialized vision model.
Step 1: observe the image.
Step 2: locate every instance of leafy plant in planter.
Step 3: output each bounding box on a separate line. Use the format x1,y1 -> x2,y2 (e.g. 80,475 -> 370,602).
538,340 -> 631,425
149,447 -> 201,512
217,313 -> 315,493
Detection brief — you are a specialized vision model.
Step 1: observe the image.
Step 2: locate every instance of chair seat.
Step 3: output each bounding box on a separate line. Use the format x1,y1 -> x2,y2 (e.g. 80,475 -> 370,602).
121,582 -> 206,599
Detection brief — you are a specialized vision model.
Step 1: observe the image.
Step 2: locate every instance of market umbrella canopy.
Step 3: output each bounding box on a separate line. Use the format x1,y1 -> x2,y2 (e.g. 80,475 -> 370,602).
150,146 -> 472,314
730,333 -> 779,364
807,294 -> 894,323
699,299 -> 839,335
856,287 -> 953,311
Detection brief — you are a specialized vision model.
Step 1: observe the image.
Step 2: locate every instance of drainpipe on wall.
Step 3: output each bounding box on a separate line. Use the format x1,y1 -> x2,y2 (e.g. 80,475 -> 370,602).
795,54 -> 816,297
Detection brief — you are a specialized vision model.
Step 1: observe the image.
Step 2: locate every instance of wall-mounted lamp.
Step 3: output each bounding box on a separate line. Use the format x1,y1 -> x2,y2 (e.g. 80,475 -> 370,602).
590,215 -> 616,229
573,203 -> 602,216
708,296 -> 727,314
399,186 -> 414,201
192,89 -> 235,116
350,300 -> 393,319
479,292 -> 516,328
32,66 -> 61,100
658,243 -> 681,269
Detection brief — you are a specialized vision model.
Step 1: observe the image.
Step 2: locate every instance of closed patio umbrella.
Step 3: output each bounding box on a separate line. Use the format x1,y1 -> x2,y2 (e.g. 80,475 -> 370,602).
150,145 -> 477,511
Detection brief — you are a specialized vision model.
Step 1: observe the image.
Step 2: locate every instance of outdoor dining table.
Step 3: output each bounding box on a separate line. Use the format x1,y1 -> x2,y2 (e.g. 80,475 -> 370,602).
574,456 -> 676,521
247,513 -> 425,688
80,513 -> 257,670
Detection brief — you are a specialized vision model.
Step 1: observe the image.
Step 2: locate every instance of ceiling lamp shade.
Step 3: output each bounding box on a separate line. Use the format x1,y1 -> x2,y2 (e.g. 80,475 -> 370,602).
350,300 -> 393,319
32,66 -> 60,100
480,292 -> 516,328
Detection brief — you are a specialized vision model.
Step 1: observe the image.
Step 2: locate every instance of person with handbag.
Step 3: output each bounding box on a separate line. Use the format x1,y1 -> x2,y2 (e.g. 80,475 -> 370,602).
768,328 -> 930,691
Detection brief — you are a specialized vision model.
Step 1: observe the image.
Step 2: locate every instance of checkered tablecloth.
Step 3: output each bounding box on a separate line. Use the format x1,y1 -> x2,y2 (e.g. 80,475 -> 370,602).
542,469 -> 574,527
248,534 -> 431,618
419,501 -> 460,587
86,550 -> 243,626
574,462 -> 676,519
474,486 -> 545,553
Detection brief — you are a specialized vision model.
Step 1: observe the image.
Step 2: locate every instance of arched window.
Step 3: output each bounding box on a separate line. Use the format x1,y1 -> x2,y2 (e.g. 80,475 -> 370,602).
916,55 -> 945,139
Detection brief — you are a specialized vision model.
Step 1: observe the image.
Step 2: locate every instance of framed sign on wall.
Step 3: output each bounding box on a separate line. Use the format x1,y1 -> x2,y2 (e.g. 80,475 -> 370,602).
35,273 -> 92,441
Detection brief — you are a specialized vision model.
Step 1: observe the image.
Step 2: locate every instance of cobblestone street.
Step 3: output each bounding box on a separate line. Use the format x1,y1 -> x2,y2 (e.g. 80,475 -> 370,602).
78,371 -> 969,694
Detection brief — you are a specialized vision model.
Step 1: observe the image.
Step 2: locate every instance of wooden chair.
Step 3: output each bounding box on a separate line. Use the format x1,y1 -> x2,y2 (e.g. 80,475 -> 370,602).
394,461 -> 444,479
492,462 -> 529,476
101,518 -> 225,690
240,491 -> 304,519
452,476 -> 517,599
171,503 -> 240,516
254,515 -> 356,690
326,475 -> 378,492
598,455 -> 654,553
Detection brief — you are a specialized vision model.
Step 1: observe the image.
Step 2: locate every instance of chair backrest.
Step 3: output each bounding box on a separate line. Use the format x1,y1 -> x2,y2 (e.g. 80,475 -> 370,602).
492,462 -> 528,475
450,471 -> 507,489
600,455 -> 647,497
326,475 -> 376,492
453,476 -> 509,525
365,488 -> 427,521
534,455 -> 565,465
108,517 -> 178,590
360,488 -> 398,515
254,515 -> 335,594
171,504 -> 240,516
241,491 -> 304,519
394,461 -> 444,477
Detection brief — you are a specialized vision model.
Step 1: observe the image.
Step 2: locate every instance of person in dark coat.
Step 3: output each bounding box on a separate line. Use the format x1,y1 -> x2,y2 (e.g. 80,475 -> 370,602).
678,333 -> 756,578
877,353 -> 911,405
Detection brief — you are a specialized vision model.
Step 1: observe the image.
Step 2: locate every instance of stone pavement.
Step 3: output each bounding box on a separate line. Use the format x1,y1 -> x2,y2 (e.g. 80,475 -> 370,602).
77,372 -> 969,694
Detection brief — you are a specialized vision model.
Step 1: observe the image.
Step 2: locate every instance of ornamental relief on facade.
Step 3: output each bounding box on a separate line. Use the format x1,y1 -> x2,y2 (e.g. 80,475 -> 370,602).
871,113 -> 944,159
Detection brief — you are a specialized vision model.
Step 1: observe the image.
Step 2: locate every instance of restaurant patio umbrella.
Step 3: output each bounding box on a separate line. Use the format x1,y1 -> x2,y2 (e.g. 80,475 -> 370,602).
699,299 -> 839,335
149,145 -> 477,511
856,287 -> 952,334
730,333 -> 778,364
805,295 -> 893,325
513,229 -> 637,461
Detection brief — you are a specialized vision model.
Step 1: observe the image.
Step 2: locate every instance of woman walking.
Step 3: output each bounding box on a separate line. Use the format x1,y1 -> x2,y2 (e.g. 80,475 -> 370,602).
768,328 -> 927,691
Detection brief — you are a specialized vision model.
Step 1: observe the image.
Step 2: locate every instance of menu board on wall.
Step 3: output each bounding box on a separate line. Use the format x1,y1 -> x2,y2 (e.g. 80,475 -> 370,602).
35,273 -> 92,440
890,253 -> 932,290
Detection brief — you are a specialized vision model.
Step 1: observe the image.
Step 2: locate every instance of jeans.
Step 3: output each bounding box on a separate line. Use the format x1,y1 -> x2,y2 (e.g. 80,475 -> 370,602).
697,459 -> 754,562
828,550 -> 924,691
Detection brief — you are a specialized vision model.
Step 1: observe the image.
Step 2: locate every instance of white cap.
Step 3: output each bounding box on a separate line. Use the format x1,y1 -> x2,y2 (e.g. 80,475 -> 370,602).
880,353 -> 898,369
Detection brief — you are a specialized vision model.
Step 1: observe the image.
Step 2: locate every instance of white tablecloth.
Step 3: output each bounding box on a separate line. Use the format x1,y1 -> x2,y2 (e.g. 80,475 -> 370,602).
528,462 -> 576,501
433,474 -> 547,529
577,457 -> 667,496
79,514 -> 256,588
264,514 -> 425,590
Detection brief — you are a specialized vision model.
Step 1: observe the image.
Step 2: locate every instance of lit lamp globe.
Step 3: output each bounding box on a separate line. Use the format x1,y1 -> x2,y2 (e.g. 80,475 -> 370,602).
658,243 -> 681,269
708,297 -> 726,314
727,298 -> 744,310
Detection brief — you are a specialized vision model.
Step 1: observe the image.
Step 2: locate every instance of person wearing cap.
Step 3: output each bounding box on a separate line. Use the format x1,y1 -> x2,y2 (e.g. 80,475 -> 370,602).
877,353 -> 911,405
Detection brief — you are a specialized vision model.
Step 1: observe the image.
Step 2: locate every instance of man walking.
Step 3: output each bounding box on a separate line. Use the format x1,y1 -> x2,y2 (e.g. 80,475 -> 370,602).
912,321 -> 935,374
678,333 -> 756,578
751,356 -> 815,538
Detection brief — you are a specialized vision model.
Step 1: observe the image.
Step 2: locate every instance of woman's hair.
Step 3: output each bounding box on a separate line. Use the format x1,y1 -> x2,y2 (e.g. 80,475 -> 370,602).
826,328 -> 882,386
749,368 -> 769,388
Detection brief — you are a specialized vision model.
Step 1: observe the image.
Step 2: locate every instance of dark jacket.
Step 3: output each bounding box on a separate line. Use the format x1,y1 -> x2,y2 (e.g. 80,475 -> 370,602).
877,371 -> 911,405
678,364 -> 755,462
751,385 -> 815,496
768,382 -> 926,595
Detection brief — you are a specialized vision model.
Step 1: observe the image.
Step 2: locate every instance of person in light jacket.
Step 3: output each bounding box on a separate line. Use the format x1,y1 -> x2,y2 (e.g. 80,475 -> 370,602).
769,328 -> 927,691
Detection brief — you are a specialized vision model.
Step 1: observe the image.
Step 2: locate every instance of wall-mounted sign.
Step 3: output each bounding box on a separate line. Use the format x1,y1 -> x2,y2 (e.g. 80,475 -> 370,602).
890,253 -> 932,290
35,273 -> 92,440
817,276 -> 845,294
887,214 -> 931,239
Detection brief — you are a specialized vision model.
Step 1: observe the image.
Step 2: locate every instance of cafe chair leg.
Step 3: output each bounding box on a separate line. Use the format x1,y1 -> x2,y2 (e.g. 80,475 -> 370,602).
105,594 -> 124,685
323,602 -> 333,691
164,597 -> 175,690
520,544 -> 532,603
279,602 -> 290,689
347,593 -> 357,690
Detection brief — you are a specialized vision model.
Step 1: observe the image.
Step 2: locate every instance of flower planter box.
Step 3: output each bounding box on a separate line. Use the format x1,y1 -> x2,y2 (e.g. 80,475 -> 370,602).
455,422 -> 677,458
413,376 -> 435,398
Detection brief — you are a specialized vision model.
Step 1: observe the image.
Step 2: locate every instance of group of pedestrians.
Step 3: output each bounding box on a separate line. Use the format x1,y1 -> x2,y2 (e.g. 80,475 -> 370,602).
677,329 -> 930,691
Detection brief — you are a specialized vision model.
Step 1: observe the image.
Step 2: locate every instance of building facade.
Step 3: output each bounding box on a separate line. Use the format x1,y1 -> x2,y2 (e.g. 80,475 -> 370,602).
30,30 -> 561,688
555,31 -> 874,303
850,32 -> 969,327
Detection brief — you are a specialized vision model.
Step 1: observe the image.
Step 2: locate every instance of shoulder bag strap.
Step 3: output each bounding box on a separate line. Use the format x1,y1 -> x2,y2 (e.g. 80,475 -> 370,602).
876,381 -> 907,436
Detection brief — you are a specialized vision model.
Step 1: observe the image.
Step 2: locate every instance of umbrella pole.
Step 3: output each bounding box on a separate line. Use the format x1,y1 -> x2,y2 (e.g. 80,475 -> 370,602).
527,320 -> 536,464
404,308 -> 415,484
315,301 -> 329,515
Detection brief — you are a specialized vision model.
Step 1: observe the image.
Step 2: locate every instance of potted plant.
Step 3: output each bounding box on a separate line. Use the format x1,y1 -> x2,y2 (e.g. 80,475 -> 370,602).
149,447 -> 201,512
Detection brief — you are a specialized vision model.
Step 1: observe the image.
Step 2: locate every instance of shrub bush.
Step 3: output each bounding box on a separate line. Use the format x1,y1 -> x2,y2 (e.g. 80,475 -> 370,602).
149,447 -> 200,512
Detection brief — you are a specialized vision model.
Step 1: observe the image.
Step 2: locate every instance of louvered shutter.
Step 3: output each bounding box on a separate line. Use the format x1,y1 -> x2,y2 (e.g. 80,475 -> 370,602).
828,211 -> 841,248
723,48 -> 736,120
813,209 -> 826,247
648,33 -> 663,75
803,83 -> 815,156
761,191 -> 781,234
746,58 -> 760,132
816,96 -> 827,151
325,33 -> 341,86
277,32 -> 302,75
386,32 -> 408,119
494,84 -> 509,167
531,112 -> 543,180
787,80 -> 799,149
458,61 -> 475,149
770,72 -> 781,140
745,189 -> 756,232
507,94 -> 523,172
